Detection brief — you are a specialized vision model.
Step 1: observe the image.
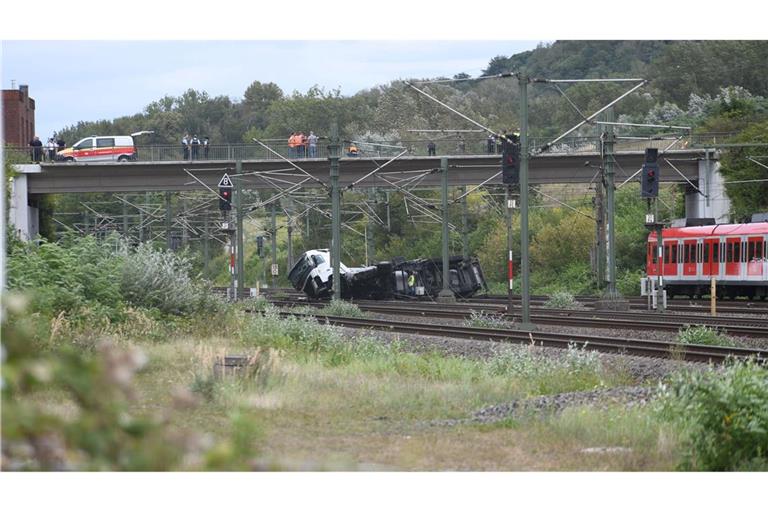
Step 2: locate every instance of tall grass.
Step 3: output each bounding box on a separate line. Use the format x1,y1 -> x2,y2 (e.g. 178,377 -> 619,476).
657,360 -> 768,470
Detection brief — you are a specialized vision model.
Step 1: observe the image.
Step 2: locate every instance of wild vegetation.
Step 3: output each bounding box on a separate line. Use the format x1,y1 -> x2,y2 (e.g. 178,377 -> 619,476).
4,234 -> 768,470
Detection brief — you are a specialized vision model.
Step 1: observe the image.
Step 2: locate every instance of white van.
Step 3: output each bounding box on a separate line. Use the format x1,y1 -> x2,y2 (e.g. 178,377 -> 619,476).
57,131 -> 153,162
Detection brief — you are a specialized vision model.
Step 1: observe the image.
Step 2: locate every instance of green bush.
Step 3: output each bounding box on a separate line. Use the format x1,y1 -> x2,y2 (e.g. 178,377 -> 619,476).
465,310 -> 513,329
486,344 -> 607,395
1,297 -> 261,470
544,291 -> 580,310
6,233 -> 125,322
322,299 -> 367,318
657,360 -> 768,470
121,244 -> 220,315
676,325 -> 736,347
616,268 -> 645,297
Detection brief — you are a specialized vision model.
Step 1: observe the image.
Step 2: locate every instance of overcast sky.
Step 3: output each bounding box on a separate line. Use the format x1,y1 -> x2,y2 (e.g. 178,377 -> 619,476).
1,40 -> 542,140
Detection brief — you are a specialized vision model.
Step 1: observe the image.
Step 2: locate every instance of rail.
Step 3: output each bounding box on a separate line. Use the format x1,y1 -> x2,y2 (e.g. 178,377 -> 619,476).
4,133 -> 731,165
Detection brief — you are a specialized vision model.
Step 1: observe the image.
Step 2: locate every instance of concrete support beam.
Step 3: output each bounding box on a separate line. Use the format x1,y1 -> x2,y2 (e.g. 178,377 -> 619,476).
682,154 -> 730,223
9,168 -> 40,241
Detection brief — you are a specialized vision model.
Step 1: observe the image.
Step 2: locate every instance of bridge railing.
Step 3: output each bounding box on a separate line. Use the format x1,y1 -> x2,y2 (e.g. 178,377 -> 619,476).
3,133 -> 733,165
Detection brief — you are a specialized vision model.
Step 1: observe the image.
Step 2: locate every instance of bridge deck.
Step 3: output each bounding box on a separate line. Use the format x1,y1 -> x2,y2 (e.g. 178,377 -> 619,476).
20,150 -> 706,194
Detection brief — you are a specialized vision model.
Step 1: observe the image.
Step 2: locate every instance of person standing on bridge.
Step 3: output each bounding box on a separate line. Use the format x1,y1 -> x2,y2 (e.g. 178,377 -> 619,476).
182,134 -> 190,160
203,136 -> 210,159
487,134 -> 495,154
29,136 -> 43,163
288,132 -> 297,159
427,141 -> 436,156
298,131 -> 307,159
46,138 -> 57,162
190,135 -> 200,160
308,131 -> 318,158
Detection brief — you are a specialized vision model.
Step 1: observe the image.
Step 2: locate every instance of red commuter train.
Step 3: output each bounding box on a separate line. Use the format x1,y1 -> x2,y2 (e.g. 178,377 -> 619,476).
646,222 -> 768,299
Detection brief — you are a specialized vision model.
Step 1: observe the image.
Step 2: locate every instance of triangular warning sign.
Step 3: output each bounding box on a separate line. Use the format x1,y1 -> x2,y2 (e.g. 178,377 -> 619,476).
218,174 -> 233,188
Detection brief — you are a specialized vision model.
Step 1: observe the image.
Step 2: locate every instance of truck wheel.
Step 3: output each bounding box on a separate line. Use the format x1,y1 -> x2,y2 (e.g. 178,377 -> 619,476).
118,155 -> 129,162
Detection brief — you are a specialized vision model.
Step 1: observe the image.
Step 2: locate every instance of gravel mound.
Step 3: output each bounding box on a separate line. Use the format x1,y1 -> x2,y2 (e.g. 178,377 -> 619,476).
471,385 -> 657,424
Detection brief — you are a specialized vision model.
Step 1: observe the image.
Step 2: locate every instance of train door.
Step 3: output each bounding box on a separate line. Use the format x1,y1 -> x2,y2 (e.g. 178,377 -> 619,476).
725,237 -> 741,277
648,241 -> 658,277
747,236 -> 764,277
682,240 -> 697,276
663,240 -> 678,276
702,238 -> 718,277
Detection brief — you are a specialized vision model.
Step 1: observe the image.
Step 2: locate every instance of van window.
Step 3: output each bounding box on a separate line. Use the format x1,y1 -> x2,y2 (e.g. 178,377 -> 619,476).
74,139 -> 93,150
96,138 -> 115,148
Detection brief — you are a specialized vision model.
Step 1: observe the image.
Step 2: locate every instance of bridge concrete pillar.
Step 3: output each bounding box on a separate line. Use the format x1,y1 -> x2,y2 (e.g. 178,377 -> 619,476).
684,152 -> 730,223
9,166 -> 41,241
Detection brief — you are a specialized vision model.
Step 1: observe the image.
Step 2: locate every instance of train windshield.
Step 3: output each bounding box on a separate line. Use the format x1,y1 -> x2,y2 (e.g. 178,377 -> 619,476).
288,255 -> 316,288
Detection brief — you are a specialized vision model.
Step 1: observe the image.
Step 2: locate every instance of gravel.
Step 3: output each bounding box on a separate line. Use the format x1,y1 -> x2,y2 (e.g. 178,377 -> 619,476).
470,385 -> 657,424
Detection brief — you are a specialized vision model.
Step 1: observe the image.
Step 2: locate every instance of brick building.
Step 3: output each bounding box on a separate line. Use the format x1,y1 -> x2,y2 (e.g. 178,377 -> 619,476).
2,84 -> 36,147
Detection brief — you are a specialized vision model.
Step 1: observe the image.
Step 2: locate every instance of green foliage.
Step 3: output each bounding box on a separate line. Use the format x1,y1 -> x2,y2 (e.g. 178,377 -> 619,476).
6,233 -> 126,322
719,120 -> 768,221
675,325 -> 736,347
465,310 -> 513,329
121,244 -> 221,316
1,297 -> 261,470
544,291 -> 580,310
616,268 -> 644,297
647,41 -> 768,105
322,300 -> 367,319
657,360 -> 768,470
486,344 -> 609,395
6,234 -> 223,331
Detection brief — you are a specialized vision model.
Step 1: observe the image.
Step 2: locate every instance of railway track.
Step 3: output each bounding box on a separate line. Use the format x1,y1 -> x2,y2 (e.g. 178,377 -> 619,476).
269,299 -> 768,339
275,311 -> 768,364
466,294 -> 768,316
213,287 -> 768,315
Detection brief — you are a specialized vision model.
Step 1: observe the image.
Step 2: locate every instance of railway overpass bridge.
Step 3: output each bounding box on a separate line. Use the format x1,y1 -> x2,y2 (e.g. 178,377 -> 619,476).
9,148 -> 725,240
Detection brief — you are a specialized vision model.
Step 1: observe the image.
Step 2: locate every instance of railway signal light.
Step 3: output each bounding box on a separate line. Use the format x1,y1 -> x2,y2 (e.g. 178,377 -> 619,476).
641,148 -> 659,198
501,135 -> 521,185
219,187 -> 232,210
256,235 -> 264,256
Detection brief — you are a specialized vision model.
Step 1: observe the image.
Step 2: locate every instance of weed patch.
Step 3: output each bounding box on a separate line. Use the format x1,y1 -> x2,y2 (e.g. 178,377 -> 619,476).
657,360 -> 768,470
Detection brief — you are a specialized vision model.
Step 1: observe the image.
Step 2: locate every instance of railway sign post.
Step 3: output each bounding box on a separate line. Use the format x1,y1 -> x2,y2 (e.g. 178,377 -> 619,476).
438,157 -> 455,303
644,200 -> 666,313
328,121 -> 342,300
518,74 -> 534,329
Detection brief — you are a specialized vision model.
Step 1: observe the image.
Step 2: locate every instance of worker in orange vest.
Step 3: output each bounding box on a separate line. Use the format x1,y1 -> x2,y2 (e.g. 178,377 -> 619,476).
288,132 -> 297,158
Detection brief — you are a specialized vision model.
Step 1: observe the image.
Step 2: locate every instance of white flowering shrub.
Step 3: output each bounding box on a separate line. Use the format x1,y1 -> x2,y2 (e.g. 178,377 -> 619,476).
120,244 -> 221,315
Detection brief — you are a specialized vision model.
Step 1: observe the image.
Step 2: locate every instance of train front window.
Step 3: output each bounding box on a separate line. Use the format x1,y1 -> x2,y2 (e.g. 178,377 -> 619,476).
288,255 -> 314,287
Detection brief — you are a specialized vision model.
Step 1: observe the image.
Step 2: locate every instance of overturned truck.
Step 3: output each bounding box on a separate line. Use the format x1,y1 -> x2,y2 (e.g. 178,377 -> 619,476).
288,249 -> 488,300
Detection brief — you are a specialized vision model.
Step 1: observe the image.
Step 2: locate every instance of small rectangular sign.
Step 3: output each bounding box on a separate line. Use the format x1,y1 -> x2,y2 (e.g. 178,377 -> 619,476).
271,264 -> 279,276
507,199 -> 516,209
645,214 -> 655,224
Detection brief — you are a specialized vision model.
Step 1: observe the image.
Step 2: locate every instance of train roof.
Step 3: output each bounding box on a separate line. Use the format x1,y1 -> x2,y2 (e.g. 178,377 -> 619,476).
648,222 -> 768,240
